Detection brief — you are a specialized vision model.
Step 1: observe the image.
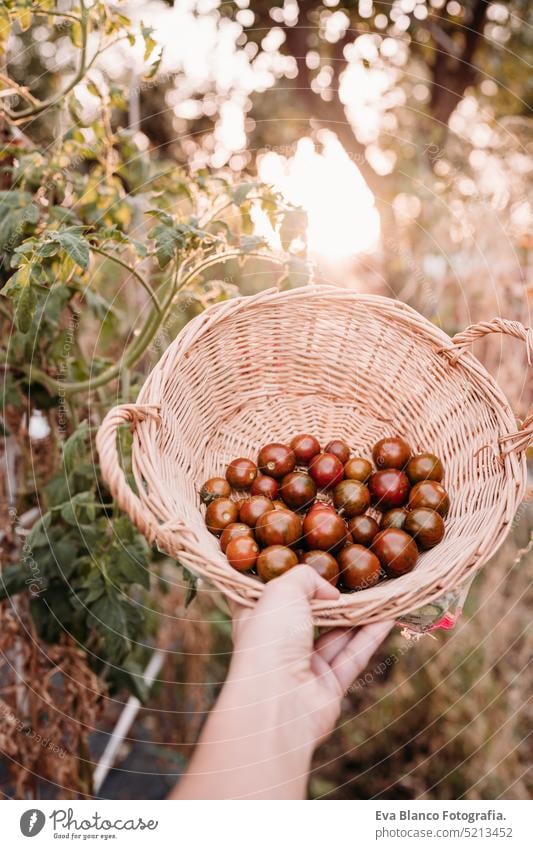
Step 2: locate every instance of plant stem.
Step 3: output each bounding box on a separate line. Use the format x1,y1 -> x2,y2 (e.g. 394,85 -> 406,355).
5,0 -> 90,121
91,246 -> 162,314
24,250 -> 284,396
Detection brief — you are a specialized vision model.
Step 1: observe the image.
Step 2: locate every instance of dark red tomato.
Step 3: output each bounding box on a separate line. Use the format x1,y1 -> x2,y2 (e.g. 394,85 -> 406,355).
220,522 -> 254,553
408,481 -> 450,516
368,469 -> 410,510
200,477 -> 231,504
226,536 -> 260,572
239,495 -> 273,527
347,514 -> 380,547
205,498 -> 239,535
300,551 -> 339,586
290,433 -> 321,464
307,501 -> 336,515
380,508 -> 409,530
333,479 -> 370,517
404,508 -> 445,549
371,529 -> 418,577
226,457 -> 257,489
255,509 -> 302,548
280,471 -> 317,511
344,457 -> 373,483
302,510 -> 348,552
251,474 -> 279,499
309,452 -> 344,489
325,439 -> 350,465
406,453 -> 444,485
338,544 -> 381,590
372,436 -> 412,470
257,545 -> 298,581
257,443 -> 296,479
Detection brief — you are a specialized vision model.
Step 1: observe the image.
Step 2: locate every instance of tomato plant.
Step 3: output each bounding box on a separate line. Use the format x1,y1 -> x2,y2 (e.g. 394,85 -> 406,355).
0,2 -> 305,792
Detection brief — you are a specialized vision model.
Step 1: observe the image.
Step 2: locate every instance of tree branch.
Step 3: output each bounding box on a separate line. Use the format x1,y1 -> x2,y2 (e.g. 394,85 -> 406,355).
429,0 -> 489,127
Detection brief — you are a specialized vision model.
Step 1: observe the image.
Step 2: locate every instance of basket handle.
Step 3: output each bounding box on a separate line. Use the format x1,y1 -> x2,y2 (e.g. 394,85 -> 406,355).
451,318 -> 533,456
96,403 -> 162,544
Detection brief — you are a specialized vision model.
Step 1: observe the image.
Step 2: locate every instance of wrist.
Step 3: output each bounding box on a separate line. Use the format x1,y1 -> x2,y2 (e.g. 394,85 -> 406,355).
218,670 -> 317,759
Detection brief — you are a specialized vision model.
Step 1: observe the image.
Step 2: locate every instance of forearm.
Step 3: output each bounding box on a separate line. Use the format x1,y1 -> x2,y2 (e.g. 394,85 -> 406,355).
171,675 -> 314,800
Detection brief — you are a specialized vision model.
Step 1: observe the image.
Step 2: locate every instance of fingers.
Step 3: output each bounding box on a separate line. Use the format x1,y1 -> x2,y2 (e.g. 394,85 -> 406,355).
264,564 -> 341,603
330,620 -> 394,693
315,628 -> 355,663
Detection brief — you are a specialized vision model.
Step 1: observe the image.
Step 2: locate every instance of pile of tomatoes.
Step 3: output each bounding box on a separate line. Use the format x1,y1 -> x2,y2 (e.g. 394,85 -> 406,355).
200,435 -> 450,592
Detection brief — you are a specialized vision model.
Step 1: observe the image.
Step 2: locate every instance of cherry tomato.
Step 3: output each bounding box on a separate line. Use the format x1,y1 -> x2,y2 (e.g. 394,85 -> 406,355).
347,514 -> 380,547
371,529 -> 418,577
239,496 -> 273,527
220,522 -> 254,553
290,434 -> 321,464
255,508 -> 302,548
408,481 -> 450,516
226,457 -> 257,489
381,507 -> 409,530
251,474 -> 280,499
302,509 -> 348,551
257,546 -> 298,581
404,507 -> 445,549
368,469 -> 410,510
226,536 -> 260,572
307,501 -> 336,515
200,477 -> 231,504
309,452 -> 344,489
300,551 -> 339,586
205,498 -> 239,535
406,453 -> 444,485
258,443 -> 296,479
325,439 -> 350,465
338,544 -> 381,590
280,471 -> 317,511
344,457 -> 373,483
333,479 -> 370,517
372,436 -> 411,470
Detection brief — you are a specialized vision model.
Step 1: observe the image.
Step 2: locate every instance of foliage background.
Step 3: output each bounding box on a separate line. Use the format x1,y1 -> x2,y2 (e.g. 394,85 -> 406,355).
0,0 -> 531,799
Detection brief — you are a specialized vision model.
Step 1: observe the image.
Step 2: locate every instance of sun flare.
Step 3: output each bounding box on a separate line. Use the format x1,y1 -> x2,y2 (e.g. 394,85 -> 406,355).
258,134 -> 380,261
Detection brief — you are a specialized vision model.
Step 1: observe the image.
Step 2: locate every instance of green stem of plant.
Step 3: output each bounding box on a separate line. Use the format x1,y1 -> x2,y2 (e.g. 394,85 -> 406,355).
7,0 -> 89,121
24,250 -> 284,396
91,246 -> 162,314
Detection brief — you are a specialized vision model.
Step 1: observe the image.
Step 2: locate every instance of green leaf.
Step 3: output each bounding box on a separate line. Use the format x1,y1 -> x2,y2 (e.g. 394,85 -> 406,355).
114,544 -> 150,589
141,23 -> 157,61
26,513 -> 52,550
143,49 -> 163,81
2,264 -> 37,333
0,565 -> 29,601
60,491 -> 98,526
150,223 -> 183,268
53,228 -> 90,269
62,420 -> 90,477
120,658 -> 150,702
233,182 -> 256,206
182,565 -> 198,608
0,192 -> 39,255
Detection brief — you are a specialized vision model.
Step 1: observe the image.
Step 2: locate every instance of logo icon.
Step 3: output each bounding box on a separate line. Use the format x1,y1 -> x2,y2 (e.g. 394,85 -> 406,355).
20,809 -> 45,837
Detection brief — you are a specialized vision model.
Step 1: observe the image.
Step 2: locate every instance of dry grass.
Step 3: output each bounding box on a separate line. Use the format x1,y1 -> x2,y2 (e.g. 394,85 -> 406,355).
310,515 -> 532,800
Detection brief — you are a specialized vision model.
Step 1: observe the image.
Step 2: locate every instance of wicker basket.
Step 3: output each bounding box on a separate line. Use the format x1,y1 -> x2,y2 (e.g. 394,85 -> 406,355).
96,285 -> 532,627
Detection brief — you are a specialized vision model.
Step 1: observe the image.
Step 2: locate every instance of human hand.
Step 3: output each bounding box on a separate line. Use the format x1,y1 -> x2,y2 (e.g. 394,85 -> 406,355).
228,565 -> 394,754
174,565 -> 393,799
